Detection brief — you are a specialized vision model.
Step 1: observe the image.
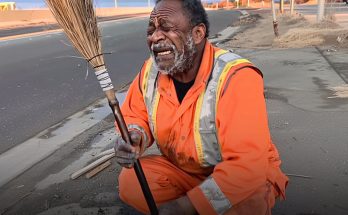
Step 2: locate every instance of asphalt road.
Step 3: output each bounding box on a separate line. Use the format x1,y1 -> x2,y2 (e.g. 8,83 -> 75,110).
0,9 -> 241,154
0,13 -> 150,38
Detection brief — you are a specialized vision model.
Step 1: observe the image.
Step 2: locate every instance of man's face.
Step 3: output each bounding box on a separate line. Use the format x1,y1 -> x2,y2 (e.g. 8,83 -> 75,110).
147,0 -> 196,75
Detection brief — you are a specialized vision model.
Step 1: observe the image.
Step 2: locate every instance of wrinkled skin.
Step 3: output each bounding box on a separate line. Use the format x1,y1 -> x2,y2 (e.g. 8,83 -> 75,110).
147,1 -> 192,76
146,0 -> 206,83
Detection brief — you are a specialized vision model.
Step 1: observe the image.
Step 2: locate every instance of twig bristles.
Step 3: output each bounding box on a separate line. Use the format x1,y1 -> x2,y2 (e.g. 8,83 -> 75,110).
45,0 -> 104,70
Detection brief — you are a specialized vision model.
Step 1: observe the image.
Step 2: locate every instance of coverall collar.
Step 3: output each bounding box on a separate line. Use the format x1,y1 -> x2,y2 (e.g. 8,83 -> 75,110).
157,41 -> 215,106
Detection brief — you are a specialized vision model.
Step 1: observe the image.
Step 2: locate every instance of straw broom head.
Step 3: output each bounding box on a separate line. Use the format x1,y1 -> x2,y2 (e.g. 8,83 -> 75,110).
45,0 -> 113,92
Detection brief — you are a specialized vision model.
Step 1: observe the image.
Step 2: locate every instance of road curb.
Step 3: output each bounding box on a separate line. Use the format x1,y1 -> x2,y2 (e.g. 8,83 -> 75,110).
209,10 -> 249,45
0,92 -> 126,188
0,29 -> 62,42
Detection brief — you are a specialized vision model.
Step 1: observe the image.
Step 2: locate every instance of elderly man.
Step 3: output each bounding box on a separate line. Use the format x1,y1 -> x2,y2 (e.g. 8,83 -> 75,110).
114,0 -> 288,214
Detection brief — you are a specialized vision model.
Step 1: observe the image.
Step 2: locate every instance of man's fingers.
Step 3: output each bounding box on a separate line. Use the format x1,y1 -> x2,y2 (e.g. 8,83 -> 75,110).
115,148 -> 138,168
114,132 -> 141,168
114,130 -> 142,169
130,131 -> 142,147
115,150 -> 136,159
115,142 -> 135,153
116,158 -> 134,166
115,156 -> 136,168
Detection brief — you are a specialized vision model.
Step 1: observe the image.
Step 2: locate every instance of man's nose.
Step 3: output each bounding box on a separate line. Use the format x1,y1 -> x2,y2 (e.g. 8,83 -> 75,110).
149,30 -> 165,43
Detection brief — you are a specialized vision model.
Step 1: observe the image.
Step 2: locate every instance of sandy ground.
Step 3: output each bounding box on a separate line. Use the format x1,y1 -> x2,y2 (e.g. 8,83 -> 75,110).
227,12 -> 348,49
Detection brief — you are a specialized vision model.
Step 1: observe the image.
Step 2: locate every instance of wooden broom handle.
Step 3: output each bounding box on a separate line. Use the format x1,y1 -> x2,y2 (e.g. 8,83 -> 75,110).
106,91 -> 158,215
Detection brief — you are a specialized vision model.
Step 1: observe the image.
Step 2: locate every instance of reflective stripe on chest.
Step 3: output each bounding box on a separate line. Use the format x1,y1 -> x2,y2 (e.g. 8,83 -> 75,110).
142,51 -> 252,167
141,60 -> 160,141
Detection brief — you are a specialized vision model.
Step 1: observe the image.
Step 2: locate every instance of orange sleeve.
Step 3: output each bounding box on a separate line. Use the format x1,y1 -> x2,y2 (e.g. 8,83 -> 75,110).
118,64 -> 154,148
188,67 -> 269,214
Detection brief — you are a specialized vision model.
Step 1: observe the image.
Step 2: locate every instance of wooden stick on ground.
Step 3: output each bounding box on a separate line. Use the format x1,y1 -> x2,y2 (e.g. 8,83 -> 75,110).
71,153 -> 115,180
94,148 -> 114,159
86,160 -> 112,179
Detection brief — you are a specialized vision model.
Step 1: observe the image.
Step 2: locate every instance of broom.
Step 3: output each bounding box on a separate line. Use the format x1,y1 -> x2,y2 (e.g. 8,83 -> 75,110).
45,0 -> 158,214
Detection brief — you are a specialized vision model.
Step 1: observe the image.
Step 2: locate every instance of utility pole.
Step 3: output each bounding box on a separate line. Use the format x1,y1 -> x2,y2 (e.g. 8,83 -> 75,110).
271,0 -> 279,37
317,0 -> 325,22
247,0 -> 250,7
148,0 -> 151,7
114,0 -> 117,8
290,0 -> 295,15
279,0 -> 284,14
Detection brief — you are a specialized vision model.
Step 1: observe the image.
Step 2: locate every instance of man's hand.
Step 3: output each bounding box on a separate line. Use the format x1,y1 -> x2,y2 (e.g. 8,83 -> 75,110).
114,130 -> 143,168
158,196 -> 197,215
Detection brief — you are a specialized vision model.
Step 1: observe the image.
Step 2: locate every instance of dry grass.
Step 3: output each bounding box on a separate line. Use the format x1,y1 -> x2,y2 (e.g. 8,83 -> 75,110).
274,28 -> 347,48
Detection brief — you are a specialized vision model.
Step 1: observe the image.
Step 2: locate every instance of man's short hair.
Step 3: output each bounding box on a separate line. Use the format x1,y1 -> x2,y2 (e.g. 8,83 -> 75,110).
155,0 -> 210,38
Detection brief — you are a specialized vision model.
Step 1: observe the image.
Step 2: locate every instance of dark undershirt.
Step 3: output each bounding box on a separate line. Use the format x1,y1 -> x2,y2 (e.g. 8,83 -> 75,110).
173,78 -> 195,104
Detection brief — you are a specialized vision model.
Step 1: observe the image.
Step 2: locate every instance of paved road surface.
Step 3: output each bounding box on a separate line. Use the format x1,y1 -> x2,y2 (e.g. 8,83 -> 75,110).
0,13 -> 149,38
0,10 -> 241,154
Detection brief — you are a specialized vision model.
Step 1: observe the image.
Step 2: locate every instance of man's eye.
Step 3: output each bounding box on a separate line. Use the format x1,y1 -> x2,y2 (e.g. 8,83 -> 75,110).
161,26 -> 171,32
147,28 -> 155,36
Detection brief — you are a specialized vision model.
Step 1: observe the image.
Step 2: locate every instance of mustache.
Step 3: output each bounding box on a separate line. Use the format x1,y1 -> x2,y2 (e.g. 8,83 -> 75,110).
151,43 -> 175,52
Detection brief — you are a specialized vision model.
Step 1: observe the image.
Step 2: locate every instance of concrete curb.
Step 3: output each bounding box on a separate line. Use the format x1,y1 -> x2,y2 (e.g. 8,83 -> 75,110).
0,92 -> 125,188
209,10 -> 249,45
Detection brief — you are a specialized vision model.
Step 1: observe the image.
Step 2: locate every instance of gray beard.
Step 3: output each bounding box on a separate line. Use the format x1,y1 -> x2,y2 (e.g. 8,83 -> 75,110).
151,35 -> 196,76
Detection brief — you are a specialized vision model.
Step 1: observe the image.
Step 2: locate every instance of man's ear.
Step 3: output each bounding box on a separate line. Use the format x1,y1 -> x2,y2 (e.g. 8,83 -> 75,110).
192,23 -> 206,45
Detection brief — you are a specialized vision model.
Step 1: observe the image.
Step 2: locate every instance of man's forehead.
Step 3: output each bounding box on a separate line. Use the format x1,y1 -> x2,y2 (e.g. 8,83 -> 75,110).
150,0 -> 184,20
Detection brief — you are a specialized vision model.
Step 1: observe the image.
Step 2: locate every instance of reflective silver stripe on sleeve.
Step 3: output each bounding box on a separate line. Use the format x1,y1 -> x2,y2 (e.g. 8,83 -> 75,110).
127,124 -> 150,149
114,124 -> 150,149
199,176 -> 232,214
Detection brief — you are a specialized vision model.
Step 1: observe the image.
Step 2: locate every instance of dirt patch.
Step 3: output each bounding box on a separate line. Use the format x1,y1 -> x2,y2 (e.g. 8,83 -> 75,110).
232,14 -> 262,27
227,13 -> 348,49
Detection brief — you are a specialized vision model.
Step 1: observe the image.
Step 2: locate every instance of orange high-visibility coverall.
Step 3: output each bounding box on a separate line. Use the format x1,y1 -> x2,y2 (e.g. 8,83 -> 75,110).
118,41 -> 288,214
